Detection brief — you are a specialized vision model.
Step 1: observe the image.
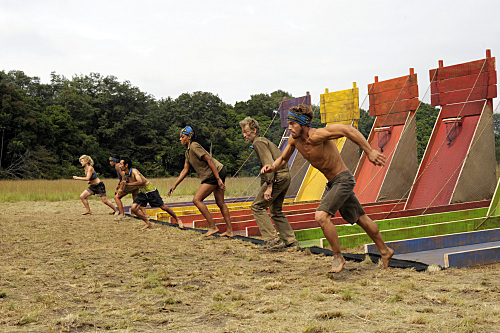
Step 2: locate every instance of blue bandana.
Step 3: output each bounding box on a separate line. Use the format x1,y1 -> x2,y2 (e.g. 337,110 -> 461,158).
109,157 -> 119,163
287,111 -> 311,126
181,126 -> 194,136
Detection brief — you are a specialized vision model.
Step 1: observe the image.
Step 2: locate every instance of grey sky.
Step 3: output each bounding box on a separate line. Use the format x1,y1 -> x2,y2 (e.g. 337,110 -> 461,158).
1,0 -> 499,108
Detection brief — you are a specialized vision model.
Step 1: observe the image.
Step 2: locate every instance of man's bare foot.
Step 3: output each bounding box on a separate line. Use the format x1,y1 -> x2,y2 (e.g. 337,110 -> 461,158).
113,211 -> 119,216
176,218 -> 184,229
204,228 -> 219,237
140,223 -> 152,231
328,254 -> 346,273
380,247 -> 394,269
82,211 -> 92,215
219,231 -> 234,237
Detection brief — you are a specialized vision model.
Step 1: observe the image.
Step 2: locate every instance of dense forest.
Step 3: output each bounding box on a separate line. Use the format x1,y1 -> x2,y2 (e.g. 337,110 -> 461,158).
0,70 -> 498,180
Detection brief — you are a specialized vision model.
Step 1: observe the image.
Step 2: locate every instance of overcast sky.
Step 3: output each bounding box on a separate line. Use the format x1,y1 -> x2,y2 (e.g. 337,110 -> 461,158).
1,0 -> 499,108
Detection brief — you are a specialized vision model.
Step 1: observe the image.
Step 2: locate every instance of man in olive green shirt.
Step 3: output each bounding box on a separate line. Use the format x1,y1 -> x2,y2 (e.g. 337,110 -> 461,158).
240,117 -> 299,251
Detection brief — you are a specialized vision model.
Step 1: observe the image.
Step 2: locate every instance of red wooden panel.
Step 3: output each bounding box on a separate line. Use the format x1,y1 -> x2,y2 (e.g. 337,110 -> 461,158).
431,85 -> 497,106
369,98 -> 419,116
431,71 -> 496,94
405,115 -> 480,209
439,100 -> 487,118
354,124 -> 404,203
369,85 -> 418,106
429,57 -> 495,81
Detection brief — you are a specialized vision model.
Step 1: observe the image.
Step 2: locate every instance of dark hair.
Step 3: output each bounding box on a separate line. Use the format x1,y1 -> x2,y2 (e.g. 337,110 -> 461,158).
290,104 -> 314,119
111,153 -> 120,159
121,156 -> 133,169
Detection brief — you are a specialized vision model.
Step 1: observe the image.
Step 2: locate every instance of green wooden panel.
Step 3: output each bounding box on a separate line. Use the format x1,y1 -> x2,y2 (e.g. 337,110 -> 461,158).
320,216 -> 500,249
294,207 -> 488,241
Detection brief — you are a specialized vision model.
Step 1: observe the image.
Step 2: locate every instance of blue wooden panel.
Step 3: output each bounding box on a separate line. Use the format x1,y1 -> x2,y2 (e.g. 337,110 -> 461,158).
365,228 -> 500,255
445,246 -> 500,268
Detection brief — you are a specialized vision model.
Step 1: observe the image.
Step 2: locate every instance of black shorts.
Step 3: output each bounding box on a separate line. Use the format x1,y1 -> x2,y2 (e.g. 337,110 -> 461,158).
86,182 -> 107,197
316,170 -> 365,224
202,166 -> 227,185
133,189 -> 164,208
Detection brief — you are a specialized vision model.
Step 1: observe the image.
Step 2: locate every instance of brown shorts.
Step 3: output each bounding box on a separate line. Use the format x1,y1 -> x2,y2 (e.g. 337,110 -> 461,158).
316,170 -> 365,225
202,166 -> 227,185
87,182 -> 107,197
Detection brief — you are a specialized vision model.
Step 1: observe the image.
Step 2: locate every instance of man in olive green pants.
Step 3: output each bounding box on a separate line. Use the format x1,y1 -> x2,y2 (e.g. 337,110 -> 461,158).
240,117 -> 299,251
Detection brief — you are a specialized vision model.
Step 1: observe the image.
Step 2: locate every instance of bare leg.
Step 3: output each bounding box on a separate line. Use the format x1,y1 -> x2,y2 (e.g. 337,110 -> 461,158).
356,214 -> 394,269
130,193 -> 147,217
132,203 -> 152,230
100,195 -> 118,214
114,190 -> 127,216
80,190 -> 92,215
193,184 -> 219,237
159,204 -> 183,228
214,186 -> 233,237
315,211 -> 346,273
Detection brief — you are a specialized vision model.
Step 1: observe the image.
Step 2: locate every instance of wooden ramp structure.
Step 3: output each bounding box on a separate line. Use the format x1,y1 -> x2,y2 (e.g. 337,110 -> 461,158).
278,93 -> 312,197
405,50 -> 497,210
293,83 -> 360,201
353,69 -> 419,203
366,229 -> 500,268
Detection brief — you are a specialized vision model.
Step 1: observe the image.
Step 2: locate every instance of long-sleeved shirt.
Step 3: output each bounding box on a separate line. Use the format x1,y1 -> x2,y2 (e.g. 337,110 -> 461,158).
252,136 -> 289,184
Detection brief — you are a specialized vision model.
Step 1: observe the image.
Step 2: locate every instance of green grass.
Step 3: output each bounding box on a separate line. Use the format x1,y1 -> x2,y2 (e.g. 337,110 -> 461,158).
0,176 -> 260,202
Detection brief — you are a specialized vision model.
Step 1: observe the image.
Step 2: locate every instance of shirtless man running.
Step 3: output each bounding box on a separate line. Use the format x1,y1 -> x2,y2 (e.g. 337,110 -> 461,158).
261,104 -> 394,273
119,156 -> 183,230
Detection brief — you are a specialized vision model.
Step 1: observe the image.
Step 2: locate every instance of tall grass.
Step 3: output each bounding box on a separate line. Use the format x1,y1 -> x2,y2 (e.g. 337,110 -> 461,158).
0,177 -> 261,202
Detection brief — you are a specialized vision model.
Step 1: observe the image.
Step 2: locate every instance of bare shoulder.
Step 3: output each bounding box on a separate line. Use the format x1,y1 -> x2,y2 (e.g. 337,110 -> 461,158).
307,126 -> 344,144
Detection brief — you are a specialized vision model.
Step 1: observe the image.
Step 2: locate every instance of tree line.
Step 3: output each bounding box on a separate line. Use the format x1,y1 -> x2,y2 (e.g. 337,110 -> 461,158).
2,69 -> 492,180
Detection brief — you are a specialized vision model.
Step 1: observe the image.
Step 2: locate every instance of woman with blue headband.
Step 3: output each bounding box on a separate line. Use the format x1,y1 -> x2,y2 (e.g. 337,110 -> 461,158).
169,125 -> 234,237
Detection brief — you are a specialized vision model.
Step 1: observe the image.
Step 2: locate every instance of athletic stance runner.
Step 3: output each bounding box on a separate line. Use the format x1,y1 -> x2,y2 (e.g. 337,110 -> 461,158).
261,104 -> 394,273
119,156 -> 183,230
169,126 -> 234,237
109,154 -> 145,219
73,155 -> 118,215
240,117 -> 299,251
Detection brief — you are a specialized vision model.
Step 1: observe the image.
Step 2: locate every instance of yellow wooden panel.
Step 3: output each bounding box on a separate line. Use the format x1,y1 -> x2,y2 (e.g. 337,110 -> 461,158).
320,85 -> 359,124
294,138 -> 347,201
321,89 -> 355,103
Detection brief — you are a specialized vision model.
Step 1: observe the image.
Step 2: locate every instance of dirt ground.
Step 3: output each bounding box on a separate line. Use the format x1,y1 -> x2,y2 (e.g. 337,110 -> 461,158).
1,200 -> 499,333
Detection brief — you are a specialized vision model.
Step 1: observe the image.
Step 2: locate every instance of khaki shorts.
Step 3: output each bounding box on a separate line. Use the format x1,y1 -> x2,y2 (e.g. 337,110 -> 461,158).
122,185 -> 140,196
316,170 -> 365,224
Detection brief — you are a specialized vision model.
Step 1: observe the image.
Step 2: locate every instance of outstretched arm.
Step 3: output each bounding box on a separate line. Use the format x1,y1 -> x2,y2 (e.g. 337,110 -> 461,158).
261,141 -> 295,174
73,166 -> 94,181
311,124 -> 386,166
123,169 -> 147,187
168,163 -> 190,196
202,154 -> 226,191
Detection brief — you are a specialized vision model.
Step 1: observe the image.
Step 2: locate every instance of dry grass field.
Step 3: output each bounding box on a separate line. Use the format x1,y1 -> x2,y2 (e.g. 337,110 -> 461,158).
1,198 -> 499,333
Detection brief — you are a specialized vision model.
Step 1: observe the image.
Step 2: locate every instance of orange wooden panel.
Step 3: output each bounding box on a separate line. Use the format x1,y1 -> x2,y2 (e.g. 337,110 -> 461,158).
368,73 -> 417,94
369,98 -> 419,116
375,112 -> 412,127
429,57 -> 495,81
369,85 -> 418,106
431,71 -> 496,94
431,85 -> 497,106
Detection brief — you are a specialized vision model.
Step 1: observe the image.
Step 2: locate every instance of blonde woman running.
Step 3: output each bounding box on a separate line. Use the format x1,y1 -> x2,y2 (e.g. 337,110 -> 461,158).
73,155 -> 118,215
